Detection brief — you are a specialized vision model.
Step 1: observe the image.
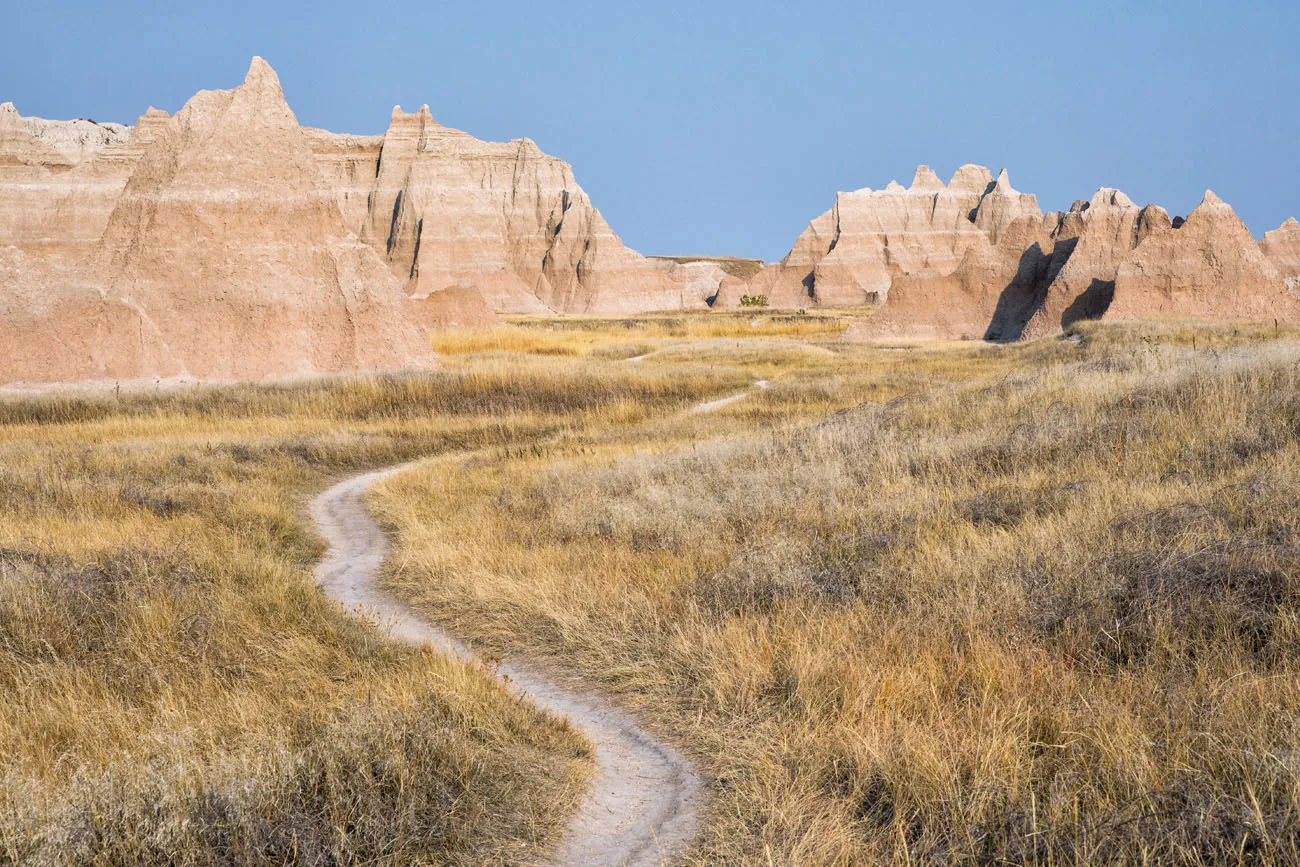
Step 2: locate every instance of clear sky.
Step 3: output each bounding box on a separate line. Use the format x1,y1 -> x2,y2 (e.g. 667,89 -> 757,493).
5,0 -> 1297,260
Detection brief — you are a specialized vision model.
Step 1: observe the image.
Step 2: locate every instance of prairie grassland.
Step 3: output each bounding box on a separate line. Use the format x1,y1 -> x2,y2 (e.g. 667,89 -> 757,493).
376,321 -> 1300,865
431,309 -> 866,358
0,358 -> 747,866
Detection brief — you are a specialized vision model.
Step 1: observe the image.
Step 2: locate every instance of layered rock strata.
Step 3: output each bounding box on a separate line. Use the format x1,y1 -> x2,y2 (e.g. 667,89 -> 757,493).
748,164 -> 1298,339
0,58 -> 434,384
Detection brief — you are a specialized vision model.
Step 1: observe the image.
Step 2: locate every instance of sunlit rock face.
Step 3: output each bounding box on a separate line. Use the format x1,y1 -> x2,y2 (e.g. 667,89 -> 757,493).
1109,191 -> 1298,323
0,58 -> 434,384
748,164 -> 1298,340
1262,217 -> 1300,293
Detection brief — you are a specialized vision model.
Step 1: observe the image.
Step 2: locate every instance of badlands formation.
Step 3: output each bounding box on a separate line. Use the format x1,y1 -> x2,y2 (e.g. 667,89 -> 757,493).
3,57 -> 1298,383
0,58 -> 702,385
720,165 -> 1299,340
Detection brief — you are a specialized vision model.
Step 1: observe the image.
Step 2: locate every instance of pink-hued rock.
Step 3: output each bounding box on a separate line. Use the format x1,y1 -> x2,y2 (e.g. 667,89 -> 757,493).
1109,191 -> 1298,323
717,165 -> 1030,311
1261,217 -> 1300,292
0,101 -> 138,265
411,285 -> 501,331
0,245 -> 151,384
83,57 -> 434,382
1015,190 -> 1174,338
344,105 -> 682,314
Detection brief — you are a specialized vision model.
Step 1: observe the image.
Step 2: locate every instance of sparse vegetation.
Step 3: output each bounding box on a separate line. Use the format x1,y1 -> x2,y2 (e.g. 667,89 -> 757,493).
0,358 -> 746,865
738,294 -> 769,307
7,319 -> 1300,865
376,320 -> 1300,865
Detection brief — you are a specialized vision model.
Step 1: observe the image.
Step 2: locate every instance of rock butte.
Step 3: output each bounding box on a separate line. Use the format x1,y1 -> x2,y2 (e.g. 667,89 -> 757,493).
1262,217 -> 1300,293
1109,191 -> 1300,323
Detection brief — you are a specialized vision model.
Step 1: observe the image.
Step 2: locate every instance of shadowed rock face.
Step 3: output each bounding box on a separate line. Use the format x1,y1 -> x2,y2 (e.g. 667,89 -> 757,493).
1014,191 -> 1174,340
1110,191 -> 1299,323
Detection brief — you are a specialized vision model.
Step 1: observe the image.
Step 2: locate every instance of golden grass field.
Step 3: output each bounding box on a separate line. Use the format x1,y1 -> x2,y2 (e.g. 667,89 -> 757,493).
4,312 -> 1300,865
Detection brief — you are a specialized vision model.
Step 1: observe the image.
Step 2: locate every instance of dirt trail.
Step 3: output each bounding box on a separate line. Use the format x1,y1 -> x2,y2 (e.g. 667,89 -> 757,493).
690,379 -> 768,413
308,382 -> 767,865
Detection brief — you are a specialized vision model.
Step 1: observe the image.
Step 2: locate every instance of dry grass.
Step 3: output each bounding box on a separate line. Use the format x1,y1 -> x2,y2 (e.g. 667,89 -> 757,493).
430,310 -> 864,358
0,358 -> 748,866
9,316 -> 1300,865
376,322 -> 1300,865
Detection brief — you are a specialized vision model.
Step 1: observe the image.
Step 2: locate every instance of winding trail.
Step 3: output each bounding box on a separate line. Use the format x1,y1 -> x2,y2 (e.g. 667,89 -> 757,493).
308,381 -> 768,865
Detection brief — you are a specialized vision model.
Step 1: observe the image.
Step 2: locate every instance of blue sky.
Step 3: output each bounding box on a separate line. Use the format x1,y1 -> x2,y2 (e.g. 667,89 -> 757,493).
5,0 -> 1297,260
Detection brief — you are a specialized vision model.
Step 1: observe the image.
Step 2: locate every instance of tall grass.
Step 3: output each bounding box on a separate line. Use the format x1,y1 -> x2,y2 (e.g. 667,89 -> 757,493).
430,310 -> 864,356
377,323 -> 1300,865
0,359 -> 746,865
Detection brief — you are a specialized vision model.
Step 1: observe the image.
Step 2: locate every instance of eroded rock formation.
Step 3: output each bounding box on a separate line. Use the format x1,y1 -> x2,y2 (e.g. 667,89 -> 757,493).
317,104 -> 684,314
1109,191 -> 1299,323
0,56 -> 711,384
750,164 -> 1297,340
0,58 -> 434,384
717,164 -> 1001,309
0,101 -> 139,264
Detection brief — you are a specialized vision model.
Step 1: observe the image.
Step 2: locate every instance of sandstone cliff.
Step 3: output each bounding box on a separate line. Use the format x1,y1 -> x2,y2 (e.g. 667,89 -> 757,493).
0,102 -> 139,264
847,171 -> 1054,341
762,165 -> 1297,340
2,63 -> 694,344
0,58 -> 435,384
1015,191 -> 1173,339
717,164 -> 1001,309
0,245 -> 149,383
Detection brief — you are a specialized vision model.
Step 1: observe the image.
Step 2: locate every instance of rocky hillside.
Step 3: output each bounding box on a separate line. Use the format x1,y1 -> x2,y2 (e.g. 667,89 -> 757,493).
725,165 -> 1298,340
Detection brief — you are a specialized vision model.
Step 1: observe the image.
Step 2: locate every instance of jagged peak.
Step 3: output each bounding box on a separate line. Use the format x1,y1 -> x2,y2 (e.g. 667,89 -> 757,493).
910,165 -> 945,192
1262,217 -> 1300,244
949,163 -> 994,193
1198,189 -> 1228,209
1089,187 -> 1135,209
143,106 -> 170,118
0,102 -> 16,115
389,103 -> 439,130
883,180 -> 906,193
993,167 -> 1016,193
243,56 -> 282,90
